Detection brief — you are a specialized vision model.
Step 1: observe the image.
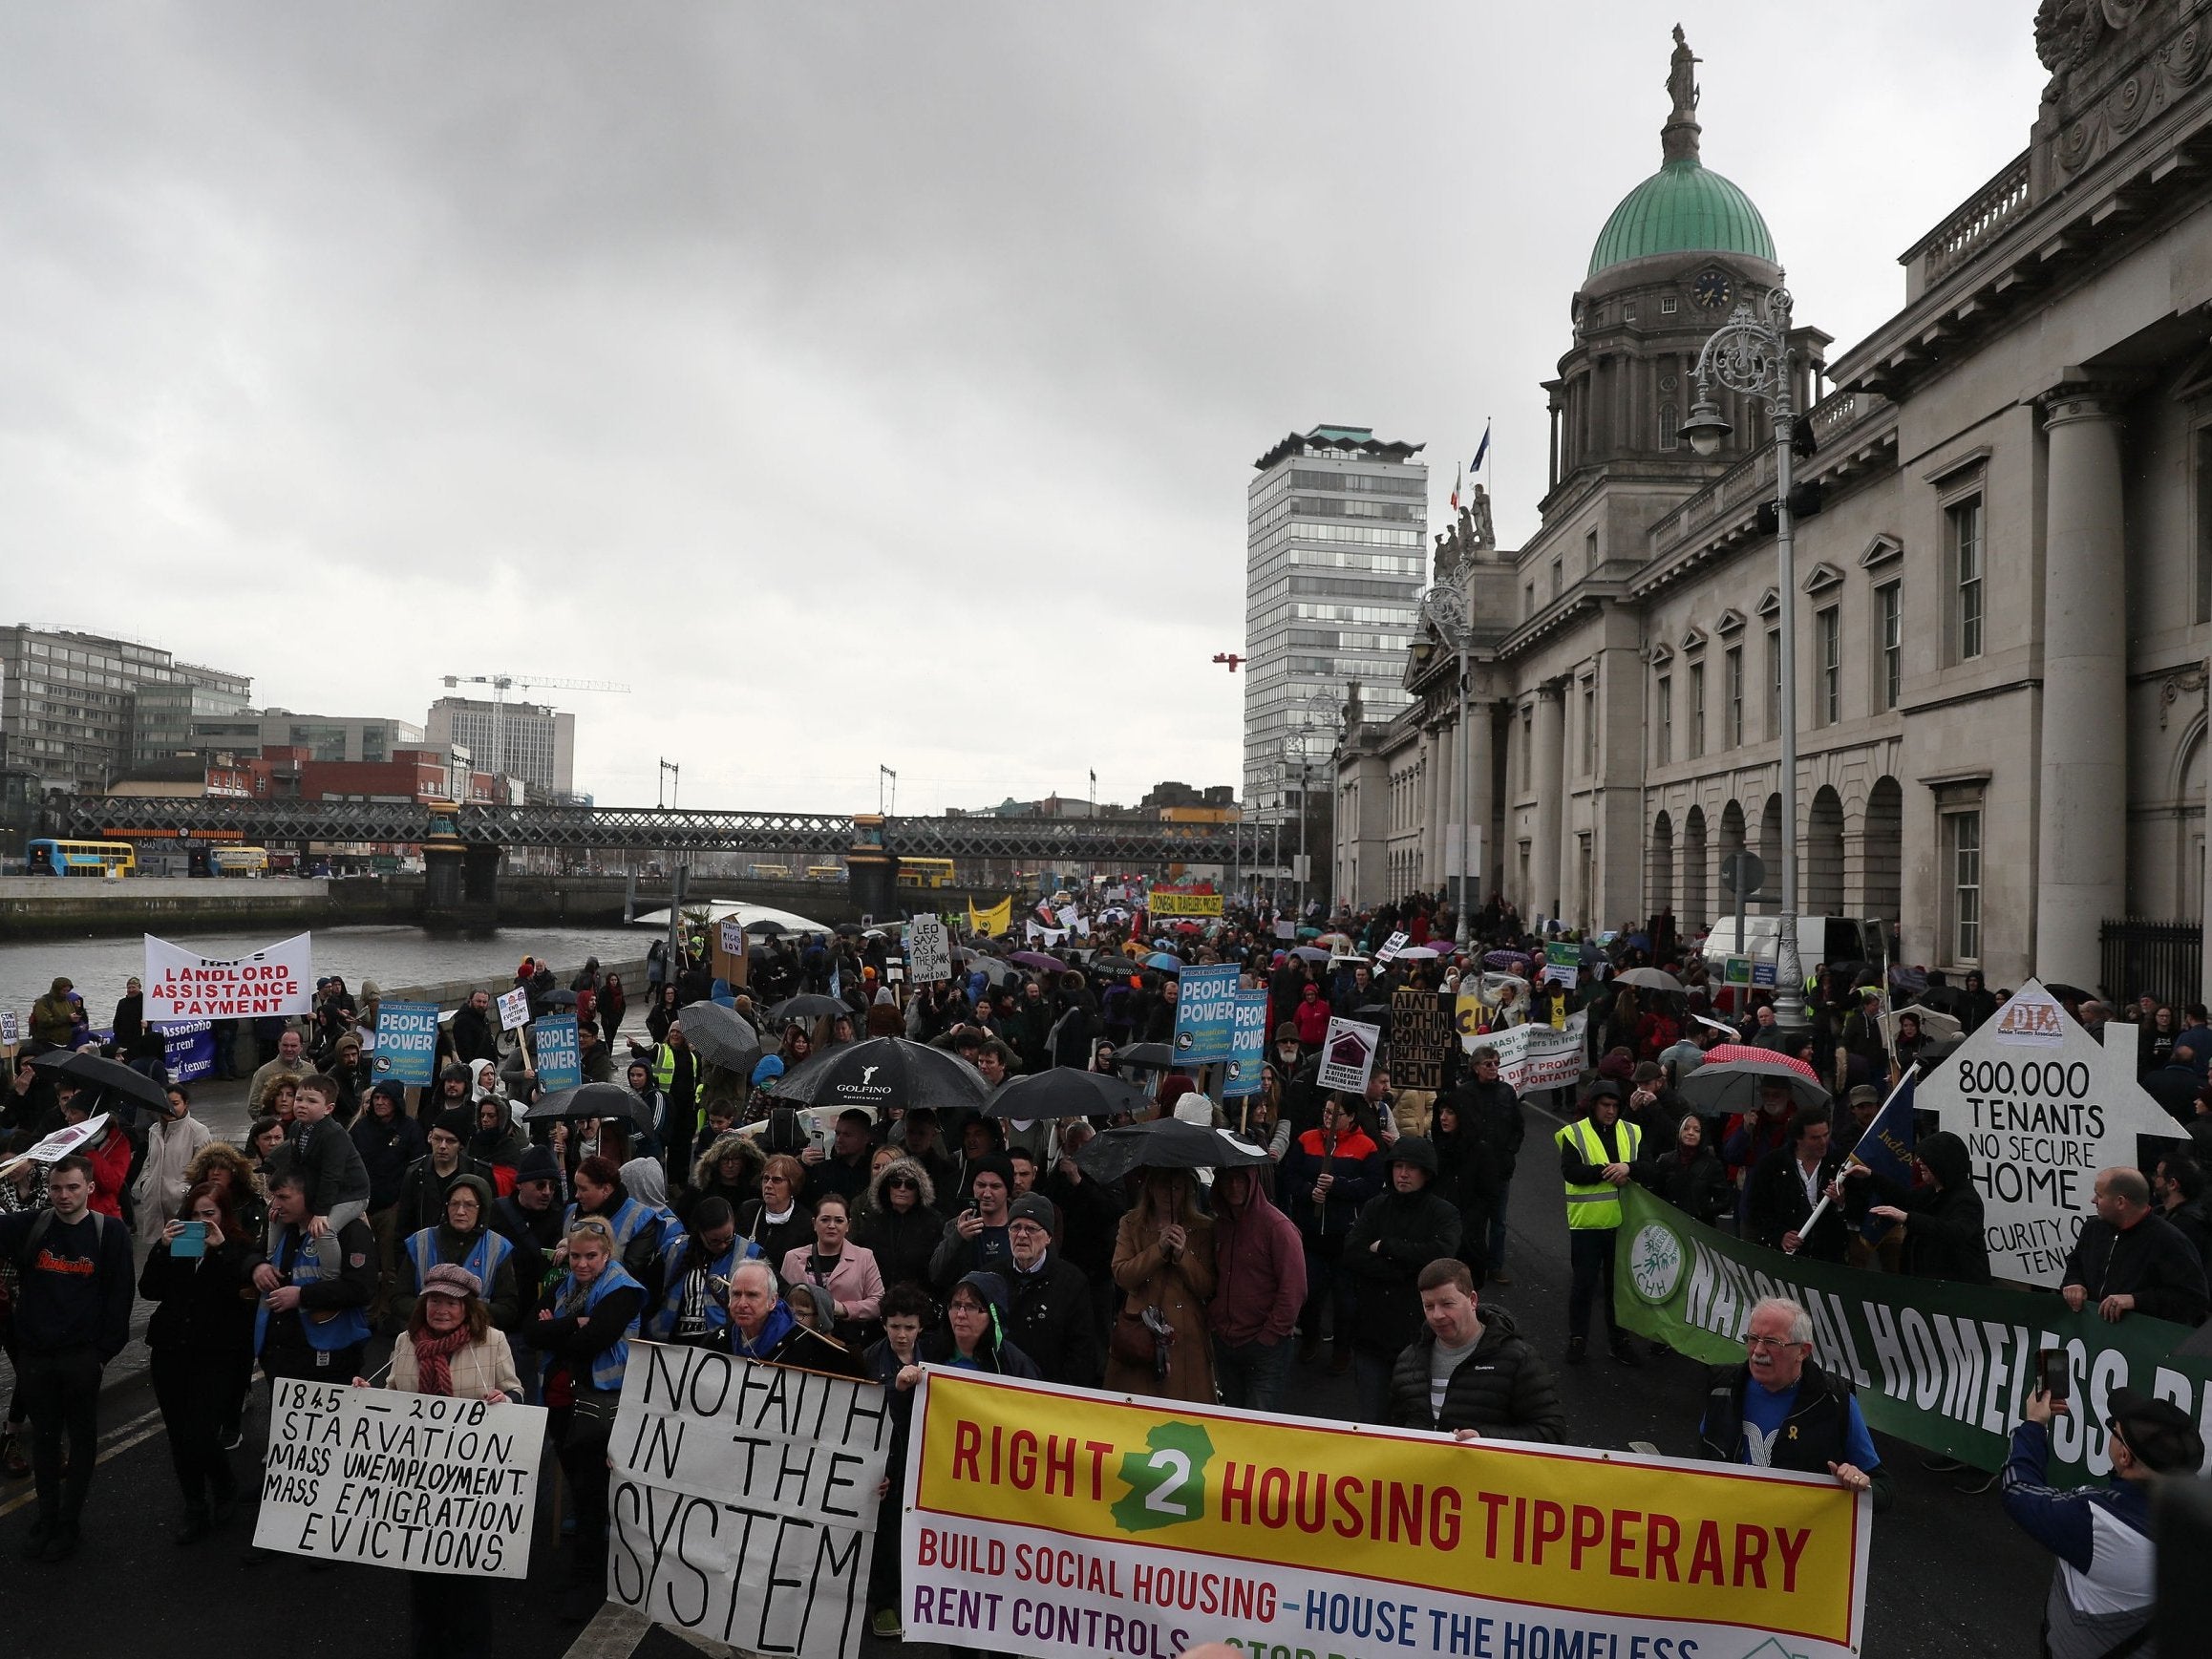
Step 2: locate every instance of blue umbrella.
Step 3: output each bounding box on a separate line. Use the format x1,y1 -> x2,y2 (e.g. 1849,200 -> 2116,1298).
1145,952 -> 1183,971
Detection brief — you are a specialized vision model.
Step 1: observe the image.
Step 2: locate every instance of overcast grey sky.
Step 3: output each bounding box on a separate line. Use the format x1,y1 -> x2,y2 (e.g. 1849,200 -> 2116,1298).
0,3 -> 2045,813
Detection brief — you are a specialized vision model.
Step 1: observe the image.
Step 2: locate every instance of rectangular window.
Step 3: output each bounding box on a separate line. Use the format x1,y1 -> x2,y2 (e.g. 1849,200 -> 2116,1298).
1659,294 -> 1678,315
1817,606 -> 1840,726
1655,674 -> 1672,764
1947,810 -> 1982,964
1582,680 -> 1596,775
1551,558 -> 1563,599
1877,582 -> 1902,712
1525,583 -> 1536,619
1726,646 -> 1744,747
1521,706 -> 1533,791
1950,497 -> 1984,660
1765,626 -> 1781,740
1689,662 -> 1705,757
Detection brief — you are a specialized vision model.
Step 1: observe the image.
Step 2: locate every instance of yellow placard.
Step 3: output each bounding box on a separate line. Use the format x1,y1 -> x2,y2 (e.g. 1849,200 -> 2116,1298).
910,1371 -> 1863,1651
1147,891 -> 1223,918
968,898 -> 1011,937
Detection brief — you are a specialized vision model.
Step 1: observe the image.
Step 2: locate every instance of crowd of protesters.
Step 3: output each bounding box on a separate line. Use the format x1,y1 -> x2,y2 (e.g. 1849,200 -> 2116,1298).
2,883 -> 2204,1654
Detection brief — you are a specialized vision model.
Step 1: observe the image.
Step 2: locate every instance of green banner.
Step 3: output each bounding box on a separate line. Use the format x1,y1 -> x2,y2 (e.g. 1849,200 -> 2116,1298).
1612,1183 -> 2212,1487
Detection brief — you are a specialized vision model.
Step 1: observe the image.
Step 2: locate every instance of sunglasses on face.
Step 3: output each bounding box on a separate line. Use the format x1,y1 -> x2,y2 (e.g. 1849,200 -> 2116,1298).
887,1178 -> 917,1190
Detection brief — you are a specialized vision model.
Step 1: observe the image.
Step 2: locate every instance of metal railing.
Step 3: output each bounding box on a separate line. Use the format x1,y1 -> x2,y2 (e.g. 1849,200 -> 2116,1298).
2099,916 -> 2203,1009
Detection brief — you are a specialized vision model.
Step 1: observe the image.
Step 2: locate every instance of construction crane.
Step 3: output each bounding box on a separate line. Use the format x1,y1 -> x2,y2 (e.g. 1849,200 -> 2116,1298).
438,672 -> 630,783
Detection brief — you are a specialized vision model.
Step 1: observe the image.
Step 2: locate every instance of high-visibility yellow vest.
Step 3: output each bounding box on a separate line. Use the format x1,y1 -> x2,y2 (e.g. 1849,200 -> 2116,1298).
649,1042 -> 676,1091
1555,1116 -> 1640,1230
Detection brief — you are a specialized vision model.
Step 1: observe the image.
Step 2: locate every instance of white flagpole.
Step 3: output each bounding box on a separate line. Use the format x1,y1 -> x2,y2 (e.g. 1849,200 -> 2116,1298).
1785,1065 -> 1917,1252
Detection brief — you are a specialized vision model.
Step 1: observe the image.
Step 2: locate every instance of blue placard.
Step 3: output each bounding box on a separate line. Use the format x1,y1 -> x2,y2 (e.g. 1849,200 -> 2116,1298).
1222,989 -> 1270,1098
89,1022 -> 214,1086
1171,964 -> 1244,1065
372,1001 -> 443,1087
1751,959 -> 1778,989
534,1013 -> 582,1090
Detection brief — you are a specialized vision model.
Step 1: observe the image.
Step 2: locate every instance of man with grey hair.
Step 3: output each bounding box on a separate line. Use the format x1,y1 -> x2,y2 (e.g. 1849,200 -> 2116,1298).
2061,1166 -> 2208,1327
1697,1297 -> 1891,1510
712,1258 -> 861,1376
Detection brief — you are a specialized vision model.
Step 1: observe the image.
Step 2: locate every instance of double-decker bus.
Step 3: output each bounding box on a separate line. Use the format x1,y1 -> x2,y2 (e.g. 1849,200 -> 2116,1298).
897,857 -> 955,889
26,839 -> 137,878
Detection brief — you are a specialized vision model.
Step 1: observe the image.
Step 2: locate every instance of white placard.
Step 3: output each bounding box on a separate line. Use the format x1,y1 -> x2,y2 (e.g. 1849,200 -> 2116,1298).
907,914 -> 951,983
254,1376 -> 544,1578
1315,1016 -> 1381,1093
607,1342 -> 890,1659
495,987 -> 531,1032
1373,930 -> 1411,966
1465,1013 -> 1588,1093
0,1010 -> 18,1045
720,920 -> 746,958
0,1114 -> 110,1174
144,931 -> 313,1020
1918,977 -> 2185,1285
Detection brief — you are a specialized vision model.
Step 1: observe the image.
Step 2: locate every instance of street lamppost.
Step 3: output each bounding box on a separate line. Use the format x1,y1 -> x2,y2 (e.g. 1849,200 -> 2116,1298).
1680,279 -> 1808,1032
1419,581 -> 1476,948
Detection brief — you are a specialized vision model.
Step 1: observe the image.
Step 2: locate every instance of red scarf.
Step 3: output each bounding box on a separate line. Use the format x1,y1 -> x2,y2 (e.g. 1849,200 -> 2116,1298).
412,1323 -> 472,1396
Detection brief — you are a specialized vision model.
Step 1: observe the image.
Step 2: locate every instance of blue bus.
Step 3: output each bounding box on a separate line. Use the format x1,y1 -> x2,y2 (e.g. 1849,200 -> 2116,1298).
26,839 -> 137,877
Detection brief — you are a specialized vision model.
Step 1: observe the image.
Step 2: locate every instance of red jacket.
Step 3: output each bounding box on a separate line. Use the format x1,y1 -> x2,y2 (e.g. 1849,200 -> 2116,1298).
1294,996 -> 1332,1047
1206,1180 -> 1307,1346
81,1126 -> 132,1219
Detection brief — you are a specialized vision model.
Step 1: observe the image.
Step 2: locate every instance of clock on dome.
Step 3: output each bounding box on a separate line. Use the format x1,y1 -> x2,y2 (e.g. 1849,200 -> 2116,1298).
1691,268 -> 1733,310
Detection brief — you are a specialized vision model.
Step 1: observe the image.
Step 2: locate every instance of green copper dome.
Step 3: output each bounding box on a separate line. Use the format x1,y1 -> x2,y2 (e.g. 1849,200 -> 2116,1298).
1586,157 -> 1775,279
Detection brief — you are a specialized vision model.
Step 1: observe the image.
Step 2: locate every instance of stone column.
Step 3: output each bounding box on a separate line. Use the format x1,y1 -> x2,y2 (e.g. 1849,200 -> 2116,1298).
1469,698 -> 1497,905
2037,385 -> 2128,987
1430,718 -> 1452,901
1533,681 -> 1566,923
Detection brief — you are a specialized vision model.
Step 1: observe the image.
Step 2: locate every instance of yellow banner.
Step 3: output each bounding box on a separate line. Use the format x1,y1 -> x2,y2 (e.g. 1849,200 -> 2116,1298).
1147,891 -> 1223,917
967,898 -> 1010,937
904,1371 -> 1866,1659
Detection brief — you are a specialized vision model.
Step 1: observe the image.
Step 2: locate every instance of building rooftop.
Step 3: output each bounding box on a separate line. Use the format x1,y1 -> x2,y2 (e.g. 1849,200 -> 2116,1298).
1252,426 -> 1425,472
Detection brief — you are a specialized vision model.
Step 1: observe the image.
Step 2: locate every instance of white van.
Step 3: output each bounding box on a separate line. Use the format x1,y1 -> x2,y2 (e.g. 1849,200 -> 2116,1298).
1704,915 -> 1890,984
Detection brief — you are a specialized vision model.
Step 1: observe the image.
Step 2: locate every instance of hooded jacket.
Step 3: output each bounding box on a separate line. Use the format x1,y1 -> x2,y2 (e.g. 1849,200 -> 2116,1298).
916,1269 -> 1042,1378
1341,1140 -> 1463,1357
1387,1305 -> 1565,1442
351,1087 -> 426,1211
852,1158 -> 946,1295
685,1132 -> 764,1223
1863,1131 -> 1990,1283
1206,1172 -> 1307,1348
30,979 -> 76,1048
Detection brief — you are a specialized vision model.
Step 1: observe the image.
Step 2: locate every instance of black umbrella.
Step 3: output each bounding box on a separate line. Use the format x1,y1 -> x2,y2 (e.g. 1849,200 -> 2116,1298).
678,1001 -> 761,1073
742,919 -> 788,936
55,1051 -> 173,1117
1111,1042 -> 1176,1071
1088,955 -> 1143,975
540,989 -> 580,1010
1075,1117 -> 1272,1184
835,923 -> 864,937
766,994 -> 851,1025
982,1069 -> 1155,1120
524,1082 -> 650,1131
769,1036 -> 989,1115
27,1049 -> 76,1071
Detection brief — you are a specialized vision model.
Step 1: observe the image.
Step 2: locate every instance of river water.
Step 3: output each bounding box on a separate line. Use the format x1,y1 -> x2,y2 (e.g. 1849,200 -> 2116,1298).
0,922 -> 652,1025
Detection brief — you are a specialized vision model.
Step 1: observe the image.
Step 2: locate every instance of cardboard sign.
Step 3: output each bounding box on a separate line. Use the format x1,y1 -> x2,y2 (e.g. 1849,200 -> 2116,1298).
1315,1017 -> 1381,1093
719,920 -> 747,960
1223,989 -> 1270,1098
495,987 -> 530,1032
1273,920 -> 1296,941
1373,930 -> 1411,966
905,1369 -> 1867,1659
372,1002 -> 443,1087
0,1010 -> 17,1046
144,930 -> 313,1019
907,914 -> 952,983
254,1377 -> 544,1578
1917,978 -> 2184,1285
533,1013 -> 582,1090
1388,989 -> 1452,1091
607,1343 -> 891,1659
1170,964 -> 1243,1065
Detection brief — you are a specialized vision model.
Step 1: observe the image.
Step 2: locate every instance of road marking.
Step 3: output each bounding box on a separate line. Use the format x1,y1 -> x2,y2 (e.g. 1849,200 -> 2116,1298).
0,1406 -> 166,1519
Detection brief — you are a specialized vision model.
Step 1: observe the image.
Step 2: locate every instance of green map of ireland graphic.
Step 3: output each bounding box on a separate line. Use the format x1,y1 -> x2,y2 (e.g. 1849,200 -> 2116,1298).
1110,1421 -> 1216,1533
